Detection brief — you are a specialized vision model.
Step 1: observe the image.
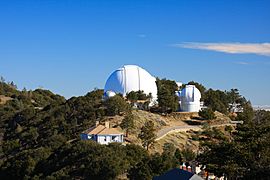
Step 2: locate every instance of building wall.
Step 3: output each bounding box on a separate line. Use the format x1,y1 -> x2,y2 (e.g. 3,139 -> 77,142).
80,134 -> 89,140
97,134 -> 124,145
181,102 -> 201,112
81,133 -> 124,145
80,133 -> 95,140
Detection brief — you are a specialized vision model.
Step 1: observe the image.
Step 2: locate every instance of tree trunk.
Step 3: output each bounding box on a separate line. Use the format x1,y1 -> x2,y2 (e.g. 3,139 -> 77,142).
126,129 -> 129,137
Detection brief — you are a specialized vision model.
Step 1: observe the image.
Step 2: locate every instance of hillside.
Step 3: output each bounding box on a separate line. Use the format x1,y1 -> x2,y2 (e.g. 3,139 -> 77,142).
0,95 -> 13,105
110,110 -> 232,154
1,81 -> 186,179
2,80 -> 268,180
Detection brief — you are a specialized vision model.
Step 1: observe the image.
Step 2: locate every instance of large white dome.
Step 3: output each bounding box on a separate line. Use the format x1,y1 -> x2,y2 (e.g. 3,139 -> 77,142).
104,65 -> 158,104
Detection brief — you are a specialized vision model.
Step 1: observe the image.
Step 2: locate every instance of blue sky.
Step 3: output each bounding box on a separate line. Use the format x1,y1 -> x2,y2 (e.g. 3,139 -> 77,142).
0,0 -> 270,105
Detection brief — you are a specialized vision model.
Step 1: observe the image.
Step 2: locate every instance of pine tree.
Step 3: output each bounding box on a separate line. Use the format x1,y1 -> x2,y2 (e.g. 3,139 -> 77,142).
138,121 -> 156,150
120,112 -> 135,137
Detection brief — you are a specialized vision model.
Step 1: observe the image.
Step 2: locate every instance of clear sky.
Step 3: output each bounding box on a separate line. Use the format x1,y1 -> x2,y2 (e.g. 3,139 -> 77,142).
0,0 -> 270,105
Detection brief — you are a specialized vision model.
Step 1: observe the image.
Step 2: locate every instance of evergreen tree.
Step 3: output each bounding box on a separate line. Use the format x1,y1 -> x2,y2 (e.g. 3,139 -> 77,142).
104,95 -> 130,116
197,109 -> 270,179
120,112 -> 135,137
156,78 -> 179,113
199,108 -> 216,120
138,121 -> 157,150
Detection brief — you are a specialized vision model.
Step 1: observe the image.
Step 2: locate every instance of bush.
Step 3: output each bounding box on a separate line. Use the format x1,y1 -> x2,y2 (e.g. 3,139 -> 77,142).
199,108 -> 216,120
104,95 -> 130,116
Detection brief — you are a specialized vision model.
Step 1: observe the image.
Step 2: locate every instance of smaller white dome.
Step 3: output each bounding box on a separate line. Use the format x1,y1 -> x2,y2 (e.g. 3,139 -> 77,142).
180,85 -> 201,103
180,85 -> 201,112
104,90 -> 116,99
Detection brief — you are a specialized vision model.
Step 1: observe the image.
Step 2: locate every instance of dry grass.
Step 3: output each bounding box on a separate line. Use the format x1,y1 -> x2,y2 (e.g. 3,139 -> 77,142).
104,109 -> 230,153
0,95 -> 13,105
207,111 -> 231,125
152,131 -> 199,154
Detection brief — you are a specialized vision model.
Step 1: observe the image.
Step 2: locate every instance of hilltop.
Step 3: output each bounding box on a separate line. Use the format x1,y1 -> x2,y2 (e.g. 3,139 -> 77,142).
0,79 -> 232,179
1,79 -> 269,180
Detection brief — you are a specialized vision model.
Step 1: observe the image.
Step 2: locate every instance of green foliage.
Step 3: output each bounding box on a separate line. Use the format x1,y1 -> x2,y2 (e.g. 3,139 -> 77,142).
198,109 -> 270,179
0,80 -> 20,97
1,147 -> 51,179
128,148 -> 179,180
150,152 -> 178,176
235,100 -> 254,124
126,91 -> 138,102
1,79 -> 263,179
128,158 -> 152,180
204,89 -> 229,113
174,148 -> 183,163
120,112 -> 135,137
104,95 -> 130,116
0,83 -> 110,179
138,121 -> 157,150
199,108 -> 216,120
46,134 -> 67,149
1,81 -> 180,179
150,144 -> 178,176
203,88 -> 248,114
126,91 -> 152,110
156,78 -> 179,113
126,90 -> 150,102
181,148 -> 196,162
2,139 -> 20,154
224,125 -> 233,134
162,143 -> 176,156
125,144 -> 149,167
31,89 -> 66,107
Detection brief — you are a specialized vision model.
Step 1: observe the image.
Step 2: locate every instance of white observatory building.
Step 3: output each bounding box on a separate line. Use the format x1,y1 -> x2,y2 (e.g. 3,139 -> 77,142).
176,85 -> 202,112
104,65 -> 158,105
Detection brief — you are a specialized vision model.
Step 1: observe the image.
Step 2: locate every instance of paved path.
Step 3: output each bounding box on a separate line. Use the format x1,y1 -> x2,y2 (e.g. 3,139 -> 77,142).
156,123 -> 234,141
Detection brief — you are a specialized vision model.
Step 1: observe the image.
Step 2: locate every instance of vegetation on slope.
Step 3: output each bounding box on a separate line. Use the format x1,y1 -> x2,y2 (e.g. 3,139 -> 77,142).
0,80 -> 180,179
197,106 -> 270,179
1,78 -> 269,179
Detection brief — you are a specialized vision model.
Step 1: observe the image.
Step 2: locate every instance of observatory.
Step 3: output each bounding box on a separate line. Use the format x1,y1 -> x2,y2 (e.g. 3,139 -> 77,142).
104,65 -> 158,105
176,85 -> 201,112
104,65 -> 202,112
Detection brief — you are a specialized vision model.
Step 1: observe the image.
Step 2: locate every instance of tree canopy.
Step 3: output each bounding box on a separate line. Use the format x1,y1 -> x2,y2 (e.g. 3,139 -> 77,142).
197,107 -> 270,179
1,78 -> 267,179
138,121 -> 157,150
156,78 -> 179,113
0,80 -> 179,179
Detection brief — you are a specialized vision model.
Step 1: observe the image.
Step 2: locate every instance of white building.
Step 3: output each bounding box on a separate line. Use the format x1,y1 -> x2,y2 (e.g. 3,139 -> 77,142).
176,85 -> 202,112
104,65 -> 158,106
103,64 -> 202,112
81,122 -> 124,145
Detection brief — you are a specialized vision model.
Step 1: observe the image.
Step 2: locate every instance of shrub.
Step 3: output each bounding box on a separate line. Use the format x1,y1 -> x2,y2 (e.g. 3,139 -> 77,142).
199,108 -> 216,120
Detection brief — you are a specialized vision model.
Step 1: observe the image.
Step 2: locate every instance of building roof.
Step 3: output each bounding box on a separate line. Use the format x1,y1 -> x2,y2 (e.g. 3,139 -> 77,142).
82,124 -> 123,135
153,168 -> 203,180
